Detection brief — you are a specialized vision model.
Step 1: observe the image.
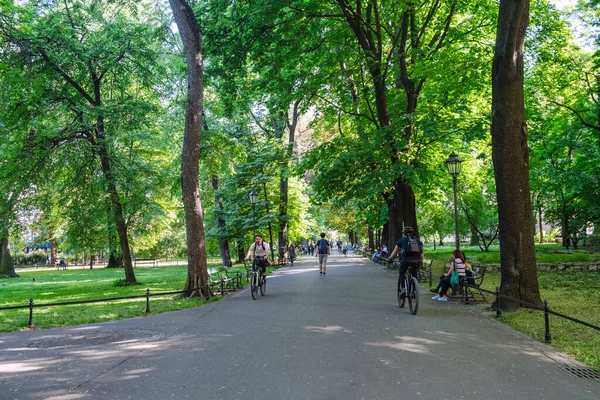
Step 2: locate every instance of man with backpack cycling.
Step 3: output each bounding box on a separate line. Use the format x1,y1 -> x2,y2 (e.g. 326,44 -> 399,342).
245,234 -> 270,280
315,232 -> 330,276
387,226 -> 424,297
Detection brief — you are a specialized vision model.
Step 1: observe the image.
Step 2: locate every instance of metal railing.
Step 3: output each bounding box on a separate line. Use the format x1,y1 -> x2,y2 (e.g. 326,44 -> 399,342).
0,285 -> 221,329
463,284 -> 600,343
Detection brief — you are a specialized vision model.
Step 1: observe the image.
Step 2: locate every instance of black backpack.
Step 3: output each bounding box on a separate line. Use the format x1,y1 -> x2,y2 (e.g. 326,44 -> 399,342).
318,239 -> 328,254
404,236 -> 422,260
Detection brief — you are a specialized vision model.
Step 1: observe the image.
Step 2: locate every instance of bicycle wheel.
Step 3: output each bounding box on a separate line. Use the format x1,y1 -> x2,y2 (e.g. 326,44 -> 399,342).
251,272 -> 258,300
397,275 -> 406,308
408,277 -> 420,315
260,275 -> 266,296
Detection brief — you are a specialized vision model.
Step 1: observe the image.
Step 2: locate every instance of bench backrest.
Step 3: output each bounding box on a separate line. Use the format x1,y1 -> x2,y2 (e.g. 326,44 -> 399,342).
208,267 -> 220,276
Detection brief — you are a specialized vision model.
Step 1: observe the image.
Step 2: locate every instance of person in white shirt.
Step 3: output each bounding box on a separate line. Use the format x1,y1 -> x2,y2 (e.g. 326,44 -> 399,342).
245,234 -> 270,278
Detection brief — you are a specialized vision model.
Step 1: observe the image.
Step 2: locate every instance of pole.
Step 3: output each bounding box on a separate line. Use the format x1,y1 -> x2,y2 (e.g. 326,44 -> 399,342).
453,175 -> 460,250
252,204 -> 256,240
544,299 -> 552,343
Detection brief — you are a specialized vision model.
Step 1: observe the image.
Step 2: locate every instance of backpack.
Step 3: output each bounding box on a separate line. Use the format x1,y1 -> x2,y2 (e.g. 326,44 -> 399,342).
404,236 -> 422,260
318,239 -> 328,254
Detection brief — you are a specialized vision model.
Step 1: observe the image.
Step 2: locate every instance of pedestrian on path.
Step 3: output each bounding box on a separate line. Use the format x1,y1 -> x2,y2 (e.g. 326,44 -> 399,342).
315,232 -> 330,276
288,243 -> 296,266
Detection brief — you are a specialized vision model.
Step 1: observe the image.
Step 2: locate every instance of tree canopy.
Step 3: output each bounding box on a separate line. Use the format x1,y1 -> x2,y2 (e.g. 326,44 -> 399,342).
1,0 -> 598,309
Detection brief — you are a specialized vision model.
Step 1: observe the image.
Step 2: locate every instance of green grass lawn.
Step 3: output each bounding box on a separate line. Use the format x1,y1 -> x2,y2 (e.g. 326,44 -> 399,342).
425,246 -> 600,370
0,263 -> 248,332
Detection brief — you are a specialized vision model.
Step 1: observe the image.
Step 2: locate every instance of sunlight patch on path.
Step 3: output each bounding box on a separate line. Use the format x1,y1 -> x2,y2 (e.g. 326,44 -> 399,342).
304,325 -> 352,334
365,336 -> 441,354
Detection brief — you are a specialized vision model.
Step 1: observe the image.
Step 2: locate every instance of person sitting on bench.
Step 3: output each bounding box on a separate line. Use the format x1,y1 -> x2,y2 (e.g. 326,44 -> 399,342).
432,249 -> 467,302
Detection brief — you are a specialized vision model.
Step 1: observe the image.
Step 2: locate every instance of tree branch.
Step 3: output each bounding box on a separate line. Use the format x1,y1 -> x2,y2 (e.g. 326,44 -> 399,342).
550,100 -> 600,132
40,48 -> 96,105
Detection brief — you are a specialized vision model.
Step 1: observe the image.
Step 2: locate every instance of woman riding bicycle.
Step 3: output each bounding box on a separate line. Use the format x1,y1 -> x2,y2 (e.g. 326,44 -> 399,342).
245,234 -> 270,279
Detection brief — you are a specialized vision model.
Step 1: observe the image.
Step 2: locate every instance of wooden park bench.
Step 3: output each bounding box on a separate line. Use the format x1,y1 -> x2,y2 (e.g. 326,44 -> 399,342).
207,267 -> 225,294
460,267 -> 487,303
134,258 -> 157,268
218,266 -> 243,291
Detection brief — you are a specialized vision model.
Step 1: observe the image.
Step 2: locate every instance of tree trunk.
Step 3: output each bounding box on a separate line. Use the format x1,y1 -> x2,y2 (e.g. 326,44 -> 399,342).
0,232 -> 18,278
368,226 -> 374,251
277,101 -> 300,261
385,179 -> 418,250
261,181 -> 275,261
97,129 -> 136,283
169,0 -> 211,299
277,174 -> 288,260
538,205 -> 544,243
470,226 -> 479,246
105,207 -> 122,268
48,226 -> 57,266
491,0 -> 541,311
237,239 -> 246,263
211,175 -> 232,267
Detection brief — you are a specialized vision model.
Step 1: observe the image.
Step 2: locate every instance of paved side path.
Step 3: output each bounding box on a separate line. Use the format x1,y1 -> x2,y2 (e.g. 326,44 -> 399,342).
0,254 -> 598,400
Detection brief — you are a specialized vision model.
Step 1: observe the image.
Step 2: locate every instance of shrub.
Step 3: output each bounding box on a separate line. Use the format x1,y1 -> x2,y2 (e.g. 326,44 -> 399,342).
586,234 -> 600,247
535,229 -> 559,244
20,251 -> 48,265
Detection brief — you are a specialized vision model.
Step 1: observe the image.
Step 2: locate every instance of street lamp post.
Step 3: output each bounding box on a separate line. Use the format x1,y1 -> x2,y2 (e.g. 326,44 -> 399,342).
248,189 -> 258,240
445,152 -> 463,250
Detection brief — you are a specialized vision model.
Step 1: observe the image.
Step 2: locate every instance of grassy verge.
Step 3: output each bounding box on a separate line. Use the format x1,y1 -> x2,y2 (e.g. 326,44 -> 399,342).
425,247 -> 600,370
0,263 -> 248,332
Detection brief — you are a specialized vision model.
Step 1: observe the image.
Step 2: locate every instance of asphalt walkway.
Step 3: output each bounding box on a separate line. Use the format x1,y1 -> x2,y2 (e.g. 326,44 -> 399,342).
0,253 -> 598,399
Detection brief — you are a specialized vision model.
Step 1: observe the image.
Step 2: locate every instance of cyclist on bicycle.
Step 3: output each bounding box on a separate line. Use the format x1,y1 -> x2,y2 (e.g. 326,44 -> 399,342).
245,234 -> 270,280
387,226 -> 424,297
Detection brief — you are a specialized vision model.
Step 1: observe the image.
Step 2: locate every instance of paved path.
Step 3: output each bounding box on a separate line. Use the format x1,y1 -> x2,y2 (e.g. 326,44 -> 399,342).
1,254 -> 598,400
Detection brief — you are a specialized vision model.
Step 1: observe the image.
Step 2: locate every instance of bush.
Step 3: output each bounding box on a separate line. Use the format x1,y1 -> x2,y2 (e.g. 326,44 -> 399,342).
535,229 -> 559,244
20,251 -> 48,265
586,234 -> 600,247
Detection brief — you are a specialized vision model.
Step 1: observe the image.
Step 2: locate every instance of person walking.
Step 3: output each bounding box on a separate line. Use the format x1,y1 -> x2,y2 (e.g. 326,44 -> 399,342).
288,243 -> 296,266
315,232 -> 330,276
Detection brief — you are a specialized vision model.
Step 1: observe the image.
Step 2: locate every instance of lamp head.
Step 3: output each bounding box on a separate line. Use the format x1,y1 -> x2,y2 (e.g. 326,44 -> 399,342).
445,151 -> 463,177
248,189 -> 258,205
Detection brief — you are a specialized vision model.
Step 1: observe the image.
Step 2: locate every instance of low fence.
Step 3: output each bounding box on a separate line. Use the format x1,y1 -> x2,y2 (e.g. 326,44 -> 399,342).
464,284 -> 600,344
0,286 -> 215,329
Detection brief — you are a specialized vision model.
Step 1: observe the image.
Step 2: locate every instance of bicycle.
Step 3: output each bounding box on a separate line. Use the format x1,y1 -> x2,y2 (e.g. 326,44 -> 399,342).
249,257 -> 267,300
388,259 -> 420,315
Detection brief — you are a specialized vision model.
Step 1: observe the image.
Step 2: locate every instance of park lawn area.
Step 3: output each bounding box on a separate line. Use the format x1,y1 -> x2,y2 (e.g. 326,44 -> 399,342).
425,247 -> 600,370
0,263 -> 248,332
480,270 -> 600,371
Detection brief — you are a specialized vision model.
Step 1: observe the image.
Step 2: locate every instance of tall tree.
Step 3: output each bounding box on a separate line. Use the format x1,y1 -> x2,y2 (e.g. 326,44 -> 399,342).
169,0 -> 211,298
334,0 -> 460,245
491,0 -> 541,310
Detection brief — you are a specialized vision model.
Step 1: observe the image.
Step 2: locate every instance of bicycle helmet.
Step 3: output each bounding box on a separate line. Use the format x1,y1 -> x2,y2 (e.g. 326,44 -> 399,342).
403,226 -> 414,234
